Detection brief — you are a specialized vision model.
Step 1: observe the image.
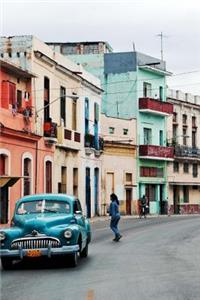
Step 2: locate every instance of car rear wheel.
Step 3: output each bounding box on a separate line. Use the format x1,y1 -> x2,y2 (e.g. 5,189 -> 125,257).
80,242 -> 88,258
69,252 -> 78,267
1,257 -> 13,270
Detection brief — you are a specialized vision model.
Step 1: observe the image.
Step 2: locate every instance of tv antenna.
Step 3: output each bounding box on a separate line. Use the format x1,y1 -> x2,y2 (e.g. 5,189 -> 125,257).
156,32 -> 168,61
132,41 -> 136,52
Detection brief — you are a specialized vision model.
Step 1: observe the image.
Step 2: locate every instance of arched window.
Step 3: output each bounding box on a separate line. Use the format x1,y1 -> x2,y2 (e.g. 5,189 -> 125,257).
46,160 -> 52,193
23,158 -> 31,196
0,154 -> 6,175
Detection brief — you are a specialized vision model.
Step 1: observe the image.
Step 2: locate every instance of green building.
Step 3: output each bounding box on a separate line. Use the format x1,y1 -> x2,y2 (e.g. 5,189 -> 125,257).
47,41 -> 174,214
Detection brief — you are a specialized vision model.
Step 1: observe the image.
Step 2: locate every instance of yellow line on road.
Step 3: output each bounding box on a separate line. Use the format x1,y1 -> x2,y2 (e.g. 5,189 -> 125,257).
86,289 -> 95,300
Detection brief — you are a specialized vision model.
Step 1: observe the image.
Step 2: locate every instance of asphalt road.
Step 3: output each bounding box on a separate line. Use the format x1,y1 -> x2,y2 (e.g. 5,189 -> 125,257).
1,216 -> 200,300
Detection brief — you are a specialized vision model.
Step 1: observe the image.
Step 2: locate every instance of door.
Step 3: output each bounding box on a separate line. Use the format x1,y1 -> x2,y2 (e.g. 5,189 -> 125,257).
85,168 -> 91,218
173,186 -> 180,214
159,185 -> 165,214
0,187 -> 8,224
126,189 -> 132,215
94,168 -> 99,216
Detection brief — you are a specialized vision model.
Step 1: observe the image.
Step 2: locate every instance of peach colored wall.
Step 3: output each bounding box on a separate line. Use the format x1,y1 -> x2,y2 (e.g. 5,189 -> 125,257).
0,136 -> 54,225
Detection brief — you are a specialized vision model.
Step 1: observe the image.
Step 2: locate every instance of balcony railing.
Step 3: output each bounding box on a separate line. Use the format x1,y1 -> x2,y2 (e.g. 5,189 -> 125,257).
175,146 -> 200,158
139,98 -> 173,115
44,121 -> 57,138
84,134 -> 104,151
139,145 -> 174,159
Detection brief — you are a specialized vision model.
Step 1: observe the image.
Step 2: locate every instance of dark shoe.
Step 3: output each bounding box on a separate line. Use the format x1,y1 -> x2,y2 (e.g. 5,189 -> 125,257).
115,234 -> 122,242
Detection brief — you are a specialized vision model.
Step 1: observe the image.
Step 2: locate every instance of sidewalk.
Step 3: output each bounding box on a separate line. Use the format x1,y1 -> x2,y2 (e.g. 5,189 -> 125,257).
90,213 -> 200,223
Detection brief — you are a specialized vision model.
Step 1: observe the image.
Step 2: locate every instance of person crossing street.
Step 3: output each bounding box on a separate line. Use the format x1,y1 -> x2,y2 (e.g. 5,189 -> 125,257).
109,193 -> 122,242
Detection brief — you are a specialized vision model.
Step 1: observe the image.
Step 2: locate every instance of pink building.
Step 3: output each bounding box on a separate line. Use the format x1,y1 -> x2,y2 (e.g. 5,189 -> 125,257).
0,60 -> 54,226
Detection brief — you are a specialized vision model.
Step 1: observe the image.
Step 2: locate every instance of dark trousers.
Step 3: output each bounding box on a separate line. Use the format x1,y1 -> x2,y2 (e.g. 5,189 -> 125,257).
110,215 -> 120,237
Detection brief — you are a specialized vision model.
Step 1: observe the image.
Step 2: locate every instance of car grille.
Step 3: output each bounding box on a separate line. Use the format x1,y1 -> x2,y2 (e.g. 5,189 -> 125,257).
11,237 -> 61,250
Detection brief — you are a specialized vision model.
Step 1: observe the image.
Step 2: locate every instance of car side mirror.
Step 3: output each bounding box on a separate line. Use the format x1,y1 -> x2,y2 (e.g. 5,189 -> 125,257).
75,210 -> 82,215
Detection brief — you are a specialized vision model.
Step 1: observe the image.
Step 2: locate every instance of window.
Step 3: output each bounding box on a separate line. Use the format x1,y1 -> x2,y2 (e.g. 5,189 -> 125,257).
123,128 -> 128,135
72,99 -> 77,130
109,127 -> 115,134
173,112 -> 177,123
58,166 -> 67,193
144,128 -> 152,145
125,173 -> 132,183
192,116 -> 196,127
73,168 -> 78,196
193,164 -> 198,178
85,98 -> 89,134
143,82 -> 152,97
60,86 -> 66,127
17,90 -> 22,109
192,131 -> 196,148
140,167 -> 164,177
173,162 -> 179,173
183,186 -> 189,203
159,86 -> 163,101
46,161 -> 52,193
173,125 -> 177,141
44,77 -> 50,122
24,158 -> 31,196
182,114 -> 187,125
183,128 -> 187,145
183,163 -> 189,173
0,154 -> 6,175
159,130 -> 163,146
74,199 -> 82,213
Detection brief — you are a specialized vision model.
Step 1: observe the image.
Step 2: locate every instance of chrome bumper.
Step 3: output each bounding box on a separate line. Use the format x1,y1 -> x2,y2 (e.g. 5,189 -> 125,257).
0,245 -> 79,259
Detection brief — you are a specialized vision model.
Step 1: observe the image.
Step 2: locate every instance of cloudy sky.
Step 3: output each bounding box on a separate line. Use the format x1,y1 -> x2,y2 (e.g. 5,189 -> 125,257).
1,0 -> 200,94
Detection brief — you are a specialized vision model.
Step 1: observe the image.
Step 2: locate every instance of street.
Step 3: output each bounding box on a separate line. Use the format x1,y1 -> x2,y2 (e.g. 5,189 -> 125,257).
1,216 -> 200,300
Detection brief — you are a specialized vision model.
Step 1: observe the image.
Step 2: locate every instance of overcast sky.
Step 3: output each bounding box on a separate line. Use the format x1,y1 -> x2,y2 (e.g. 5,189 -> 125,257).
1,0 -> 200,94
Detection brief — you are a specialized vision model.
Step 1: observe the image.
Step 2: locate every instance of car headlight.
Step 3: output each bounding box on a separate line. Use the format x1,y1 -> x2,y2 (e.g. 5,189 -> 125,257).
64,229 -> 72,239
0,232 -> 6,241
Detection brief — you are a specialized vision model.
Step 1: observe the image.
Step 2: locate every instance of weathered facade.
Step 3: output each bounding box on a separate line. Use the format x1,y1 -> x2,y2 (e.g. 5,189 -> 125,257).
101,114 -> 137,215
167,89 -> 200,214
0,59 -> 54,226
50,42 -> 174,214
0,36 -> 103,219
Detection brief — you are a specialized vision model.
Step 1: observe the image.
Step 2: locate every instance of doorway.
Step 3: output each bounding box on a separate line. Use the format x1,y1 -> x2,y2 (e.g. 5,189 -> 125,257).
173,186 -> 180,214
94,168 -> 99,216
85,167 -> 91,218
126,189 -> 132,215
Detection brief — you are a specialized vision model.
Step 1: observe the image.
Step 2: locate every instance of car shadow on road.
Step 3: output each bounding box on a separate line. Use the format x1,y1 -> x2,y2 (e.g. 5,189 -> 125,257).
1,255 -> 94,272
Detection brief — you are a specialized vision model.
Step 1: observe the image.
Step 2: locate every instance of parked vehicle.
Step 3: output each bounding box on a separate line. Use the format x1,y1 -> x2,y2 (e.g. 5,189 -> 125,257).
0,194 -> 91,269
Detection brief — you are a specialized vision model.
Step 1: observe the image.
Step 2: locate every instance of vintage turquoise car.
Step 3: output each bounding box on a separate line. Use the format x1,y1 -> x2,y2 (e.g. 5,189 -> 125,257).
0,194 -> 91,269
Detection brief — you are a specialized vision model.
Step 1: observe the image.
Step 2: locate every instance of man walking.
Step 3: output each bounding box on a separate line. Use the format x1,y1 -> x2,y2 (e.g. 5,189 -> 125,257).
109,193 -> 122,242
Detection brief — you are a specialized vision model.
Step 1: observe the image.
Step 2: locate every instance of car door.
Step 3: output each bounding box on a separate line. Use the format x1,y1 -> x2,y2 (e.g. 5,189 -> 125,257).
74,199 -> 87,246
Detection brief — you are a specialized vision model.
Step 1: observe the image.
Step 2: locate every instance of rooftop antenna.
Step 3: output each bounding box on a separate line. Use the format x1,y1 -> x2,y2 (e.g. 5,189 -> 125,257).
156,32 -> 168,61
132,41 -> 136,52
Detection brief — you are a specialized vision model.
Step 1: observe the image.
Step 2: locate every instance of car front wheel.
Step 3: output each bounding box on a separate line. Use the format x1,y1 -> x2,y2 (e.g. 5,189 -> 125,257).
80,243 -> 88,258
1,257 -> 13,270
69,252 -> 78,267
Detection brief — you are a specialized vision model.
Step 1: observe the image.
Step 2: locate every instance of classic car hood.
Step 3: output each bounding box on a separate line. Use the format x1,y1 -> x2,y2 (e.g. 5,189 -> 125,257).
14,214 -> 73,234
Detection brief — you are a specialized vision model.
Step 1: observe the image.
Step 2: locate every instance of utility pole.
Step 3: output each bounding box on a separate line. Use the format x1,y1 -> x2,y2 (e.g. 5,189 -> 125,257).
156,32 -> 168,61
116,101 -> 119,117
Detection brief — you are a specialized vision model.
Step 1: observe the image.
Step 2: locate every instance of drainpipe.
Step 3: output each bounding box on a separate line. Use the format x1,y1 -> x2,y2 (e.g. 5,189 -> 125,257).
35,140 -> 38,194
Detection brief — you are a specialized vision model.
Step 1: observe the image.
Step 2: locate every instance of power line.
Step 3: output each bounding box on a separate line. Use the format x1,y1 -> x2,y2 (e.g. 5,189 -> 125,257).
29,70 -> 200,94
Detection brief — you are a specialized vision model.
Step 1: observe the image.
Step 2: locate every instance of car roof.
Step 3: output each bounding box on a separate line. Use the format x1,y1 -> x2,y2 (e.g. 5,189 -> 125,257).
16,194 -> 76,205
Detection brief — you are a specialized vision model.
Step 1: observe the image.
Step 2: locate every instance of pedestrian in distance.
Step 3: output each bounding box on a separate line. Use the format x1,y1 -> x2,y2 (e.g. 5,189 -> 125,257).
139,195 -> 147,219
109,193 -> 122,242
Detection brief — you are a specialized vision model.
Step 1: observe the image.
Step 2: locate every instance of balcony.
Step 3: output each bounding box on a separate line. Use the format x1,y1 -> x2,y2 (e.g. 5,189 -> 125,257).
57,127 -> 81,151
175,146 -> 200,159
84,134 -> 104,156
139,98 -> 173,116
44,121 -> 57,144
139,145 -> 174,160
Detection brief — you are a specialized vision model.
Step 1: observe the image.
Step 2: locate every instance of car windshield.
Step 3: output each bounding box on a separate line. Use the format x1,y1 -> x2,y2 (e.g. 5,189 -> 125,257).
17,199 -> 71,215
